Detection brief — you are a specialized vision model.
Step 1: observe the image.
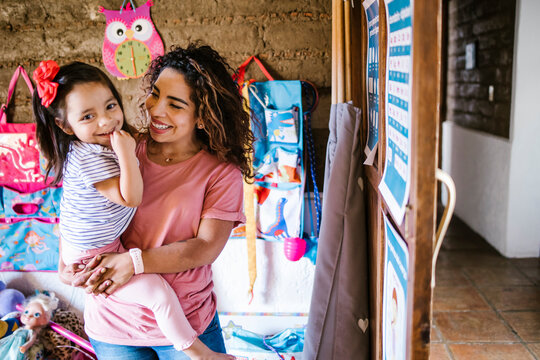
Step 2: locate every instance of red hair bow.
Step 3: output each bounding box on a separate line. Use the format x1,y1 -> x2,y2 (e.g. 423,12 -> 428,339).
33,60 -> 60,108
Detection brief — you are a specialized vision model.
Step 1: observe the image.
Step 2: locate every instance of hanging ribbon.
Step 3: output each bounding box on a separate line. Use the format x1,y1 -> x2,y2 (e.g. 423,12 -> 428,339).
119,0 -> 136,13
241,83 -> 257,303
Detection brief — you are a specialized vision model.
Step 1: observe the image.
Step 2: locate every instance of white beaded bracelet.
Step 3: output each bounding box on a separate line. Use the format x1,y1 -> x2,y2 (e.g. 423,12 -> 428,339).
129,248 -> 144,275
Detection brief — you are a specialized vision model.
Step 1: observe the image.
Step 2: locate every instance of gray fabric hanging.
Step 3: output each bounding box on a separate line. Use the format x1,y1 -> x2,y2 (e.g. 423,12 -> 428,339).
303,102 -> 370,359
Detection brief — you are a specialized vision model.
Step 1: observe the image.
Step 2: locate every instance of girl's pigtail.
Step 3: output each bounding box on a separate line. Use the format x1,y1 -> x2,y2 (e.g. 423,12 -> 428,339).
32,91 -> 68,185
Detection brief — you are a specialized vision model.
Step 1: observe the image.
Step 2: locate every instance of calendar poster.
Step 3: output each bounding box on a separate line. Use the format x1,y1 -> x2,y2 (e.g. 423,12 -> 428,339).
379,0 -> 413,224
363,0 -> 380,165
382,214 -> 409,360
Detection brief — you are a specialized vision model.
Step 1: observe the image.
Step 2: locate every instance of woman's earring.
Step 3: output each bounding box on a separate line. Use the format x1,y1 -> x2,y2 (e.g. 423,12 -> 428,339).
198,123 -> 204,129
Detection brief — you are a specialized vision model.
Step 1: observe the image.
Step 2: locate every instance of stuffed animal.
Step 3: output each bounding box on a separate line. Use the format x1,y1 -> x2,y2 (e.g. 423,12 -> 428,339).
0,281 -> 25,340
40,309 -> 88,360
0,281 -> 25,318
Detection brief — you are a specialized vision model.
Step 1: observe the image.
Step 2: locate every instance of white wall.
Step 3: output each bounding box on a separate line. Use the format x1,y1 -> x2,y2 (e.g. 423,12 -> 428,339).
505,0 -> 540,257
442,121 -> 511,254
213,239 -> 315,313
213,192 -> 318,322
442,0 -> 540,258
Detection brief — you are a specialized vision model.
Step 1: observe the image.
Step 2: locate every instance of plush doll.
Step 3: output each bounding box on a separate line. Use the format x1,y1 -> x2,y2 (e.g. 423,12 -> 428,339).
0,281 -> 26,341
0,281 -> 25,318
0,292 -> 58,360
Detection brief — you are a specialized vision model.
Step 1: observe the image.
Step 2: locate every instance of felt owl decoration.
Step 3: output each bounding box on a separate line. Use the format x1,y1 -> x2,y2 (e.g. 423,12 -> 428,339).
99,0 -> 164,79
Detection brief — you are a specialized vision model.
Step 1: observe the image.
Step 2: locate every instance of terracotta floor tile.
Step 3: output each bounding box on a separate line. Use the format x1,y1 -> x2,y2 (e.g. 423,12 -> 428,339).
500,311 -> 540,342
449,344 -> 535,360
441,234 -> 495,252
434,311 -> 517,342
527,343 -> 540,358
464,266 -> 534,287
481,286 -> 540,311
520,267 -> 540,285
432,216 -> 540,356
511,258 -> 540,269
429,344 -> 452,360
431,322 -> 442,342
443,218 -> 470,235
433,286 -> 490,311
437,251 -> 511,268
435,251 -> 464,269
434,266 -> 471,287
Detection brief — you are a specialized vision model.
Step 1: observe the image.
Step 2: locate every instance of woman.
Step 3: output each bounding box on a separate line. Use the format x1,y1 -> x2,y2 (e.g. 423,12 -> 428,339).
59,43 -> 253,359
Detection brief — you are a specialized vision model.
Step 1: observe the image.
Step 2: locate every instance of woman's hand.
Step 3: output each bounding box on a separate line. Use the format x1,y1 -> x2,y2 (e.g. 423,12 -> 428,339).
84,252 -> 135,297
58,255 -> 106,288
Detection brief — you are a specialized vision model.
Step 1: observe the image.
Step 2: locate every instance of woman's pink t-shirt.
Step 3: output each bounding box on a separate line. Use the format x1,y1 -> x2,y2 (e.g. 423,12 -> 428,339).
83,140 -> 245,346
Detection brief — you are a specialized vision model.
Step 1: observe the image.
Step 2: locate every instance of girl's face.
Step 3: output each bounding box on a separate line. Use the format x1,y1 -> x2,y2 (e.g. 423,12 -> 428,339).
145,68 -> 200,147
60,82 -> 124,148
21,302 -> 48,329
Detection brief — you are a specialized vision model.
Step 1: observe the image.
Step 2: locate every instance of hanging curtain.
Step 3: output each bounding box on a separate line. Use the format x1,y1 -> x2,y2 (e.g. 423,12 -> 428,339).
303,0 -> 370,358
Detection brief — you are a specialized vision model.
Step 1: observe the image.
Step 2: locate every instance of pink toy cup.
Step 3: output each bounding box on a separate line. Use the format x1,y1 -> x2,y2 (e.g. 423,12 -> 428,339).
284,237 -> 307,261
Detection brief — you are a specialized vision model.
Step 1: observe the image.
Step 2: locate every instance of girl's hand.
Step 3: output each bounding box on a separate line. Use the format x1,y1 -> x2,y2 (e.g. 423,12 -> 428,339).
58,261 -> 86,285
110,130 -> 136,159
84,252 -> 135,297
59,256 -> 107,289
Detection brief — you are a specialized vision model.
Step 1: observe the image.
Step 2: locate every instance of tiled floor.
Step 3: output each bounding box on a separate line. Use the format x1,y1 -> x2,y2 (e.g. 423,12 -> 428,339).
430,215 -> 540,360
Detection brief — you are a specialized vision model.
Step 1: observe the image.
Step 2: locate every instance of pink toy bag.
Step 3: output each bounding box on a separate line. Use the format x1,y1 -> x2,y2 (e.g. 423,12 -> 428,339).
0,66 -> 51,193
0,66 -> 61,272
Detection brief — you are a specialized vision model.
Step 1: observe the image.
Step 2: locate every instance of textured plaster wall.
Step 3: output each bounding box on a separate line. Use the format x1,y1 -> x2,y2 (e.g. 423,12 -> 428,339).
0,0 -> 330,315
0,0 -> 332,184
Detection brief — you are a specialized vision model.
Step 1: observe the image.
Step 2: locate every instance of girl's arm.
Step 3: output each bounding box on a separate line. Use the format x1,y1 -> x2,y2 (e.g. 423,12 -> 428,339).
83,218 -> 234,295
94,130 -> 143,207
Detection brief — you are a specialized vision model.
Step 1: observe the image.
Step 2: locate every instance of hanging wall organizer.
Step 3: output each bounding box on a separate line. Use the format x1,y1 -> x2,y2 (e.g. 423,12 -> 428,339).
0,66 -> 61,271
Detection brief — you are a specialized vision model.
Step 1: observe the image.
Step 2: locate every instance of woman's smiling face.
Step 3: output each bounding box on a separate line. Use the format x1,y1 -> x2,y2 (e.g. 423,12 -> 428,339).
145,68 -> 200,147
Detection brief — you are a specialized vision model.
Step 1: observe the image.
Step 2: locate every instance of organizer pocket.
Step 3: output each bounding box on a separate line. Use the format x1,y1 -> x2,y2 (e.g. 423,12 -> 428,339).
264,106 -> 299,144
2,186 -> 62,219
0,218 -> 59,271
254,182 -> 303,241
255,146 -> 302,185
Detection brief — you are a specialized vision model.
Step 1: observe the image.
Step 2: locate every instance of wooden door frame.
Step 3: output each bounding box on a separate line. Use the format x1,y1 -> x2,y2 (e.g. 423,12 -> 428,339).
349,0 -> 442,358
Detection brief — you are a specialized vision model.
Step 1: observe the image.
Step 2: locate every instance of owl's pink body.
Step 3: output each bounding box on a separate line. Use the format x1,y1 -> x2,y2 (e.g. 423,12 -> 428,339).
99,0 -> 164,79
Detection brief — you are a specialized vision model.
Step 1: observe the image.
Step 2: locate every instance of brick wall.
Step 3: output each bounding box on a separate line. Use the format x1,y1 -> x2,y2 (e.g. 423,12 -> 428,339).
0,0 -> 331,185
446,0 -> 516,138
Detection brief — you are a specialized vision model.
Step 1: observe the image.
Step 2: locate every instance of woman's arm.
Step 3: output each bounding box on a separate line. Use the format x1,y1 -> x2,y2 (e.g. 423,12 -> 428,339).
94,130 -> 143,207
145,217 -> 234,273
86,218 -> 234,295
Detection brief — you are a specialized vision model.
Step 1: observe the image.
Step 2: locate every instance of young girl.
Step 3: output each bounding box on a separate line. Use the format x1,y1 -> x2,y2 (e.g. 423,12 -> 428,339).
32,60 -> 234,360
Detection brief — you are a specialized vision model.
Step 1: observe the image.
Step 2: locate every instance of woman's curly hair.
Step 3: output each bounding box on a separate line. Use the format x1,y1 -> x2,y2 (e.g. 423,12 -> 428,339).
142,42 -> 254,180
